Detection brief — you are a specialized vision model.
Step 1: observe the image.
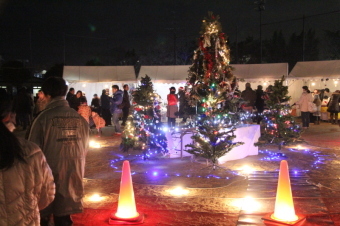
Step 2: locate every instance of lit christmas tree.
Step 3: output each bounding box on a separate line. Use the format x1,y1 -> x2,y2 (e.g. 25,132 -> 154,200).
256,76 -> 303,151
120,75 -> 167,159
185,12 -> 245,169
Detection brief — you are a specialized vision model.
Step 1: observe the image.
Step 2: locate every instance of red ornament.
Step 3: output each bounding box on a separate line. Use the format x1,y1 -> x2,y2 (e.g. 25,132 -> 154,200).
134,108 -> 142,112
213,131 -> 218,135
144,115 -> 150,119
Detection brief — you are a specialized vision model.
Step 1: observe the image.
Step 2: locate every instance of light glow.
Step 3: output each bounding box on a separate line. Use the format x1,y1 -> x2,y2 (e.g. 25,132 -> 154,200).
88,194 -> 105,202
168,186 -> 189,196
239,165 -> 254,175
89,140 -> 101,148
242,196 -> 261,212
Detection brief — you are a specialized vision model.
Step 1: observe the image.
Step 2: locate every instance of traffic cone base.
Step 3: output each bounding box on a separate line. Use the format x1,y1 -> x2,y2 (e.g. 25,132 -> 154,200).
109,212 -> 144,225
262,213 -> 305,225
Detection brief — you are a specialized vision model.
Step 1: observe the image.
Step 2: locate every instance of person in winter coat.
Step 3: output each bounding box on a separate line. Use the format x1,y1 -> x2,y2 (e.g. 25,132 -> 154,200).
13,87 -> 33,130
78,97 -> 92,124
177,87 -> 188,123
100,89 -> 112,126
91,111 -> 105,136
320,88 -> 331,121
167,87 -> 178,128
295,86 -> 313,129
66,87 -> 78,111
121,84 -> 131,126
34,89 -> 48,116
110,85 -> 123,135
254,85 -> 265,124
312,89 -> 322,124
0,89 -> 55,226
91,93 -> 101,114
327,90 -> 340,125
241,83 -> 256,112
27,77 -> 89,226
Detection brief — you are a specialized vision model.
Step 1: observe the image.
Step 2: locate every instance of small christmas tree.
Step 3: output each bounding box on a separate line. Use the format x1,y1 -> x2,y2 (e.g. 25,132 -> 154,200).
256,76 -> 303,150
185,12 -> 244,169
120,115 -> 136,152
120,75 -> 167,159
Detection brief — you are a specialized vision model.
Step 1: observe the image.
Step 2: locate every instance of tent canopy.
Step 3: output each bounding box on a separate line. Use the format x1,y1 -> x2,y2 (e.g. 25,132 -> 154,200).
138,65 -> 190,83
139,63 -> 288,83
231,63 -> 288,80
289,60 -> 340,79
63,66 -> 137,83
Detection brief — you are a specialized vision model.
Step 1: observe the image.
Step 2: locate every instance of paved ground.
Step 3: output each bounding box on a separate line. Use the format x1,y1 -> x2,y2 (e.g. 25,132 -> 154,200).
14,121 -> 340,225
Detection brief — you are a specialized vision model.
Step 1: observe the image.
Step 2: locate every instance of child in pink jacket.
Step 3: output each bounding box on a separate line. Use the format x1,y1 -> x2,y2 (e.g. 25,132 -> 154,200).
91,111 -> 105,136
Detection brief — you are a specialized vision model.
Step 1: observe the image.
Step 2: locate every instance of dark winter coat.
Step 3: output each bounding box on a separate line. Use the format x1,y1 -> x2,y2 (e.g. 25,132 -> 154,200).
109,90 -> 123,114
66,93 -> 78,110
91,97 -> 100,108
327,93 -> 340,113
14,92 -> 33,114
122,90 -> 131,108
100,93 -> 110,110
91,97 -> 101,113
254,89 -> 265,112
241,88 -> 256,107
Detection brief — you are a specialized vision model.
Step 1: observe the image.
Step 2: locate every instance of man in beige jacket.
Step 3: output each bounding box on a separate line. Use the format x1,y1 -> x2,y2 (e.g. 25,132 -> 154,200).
27,77 -> 89,226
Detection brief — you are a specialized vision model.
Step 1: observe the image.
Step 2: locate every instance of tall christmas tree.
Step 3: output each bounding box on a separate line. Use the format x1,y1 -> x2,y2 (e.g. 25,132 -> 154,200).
185,12 -> 244,169
120,75 -> 167,159
256,76 -> 303,149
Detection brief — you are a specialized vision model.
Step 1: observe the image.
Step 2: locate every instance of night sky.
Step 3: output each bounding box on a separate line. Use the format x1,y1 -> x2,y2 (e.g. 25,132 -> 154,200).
0,0 -> 339,68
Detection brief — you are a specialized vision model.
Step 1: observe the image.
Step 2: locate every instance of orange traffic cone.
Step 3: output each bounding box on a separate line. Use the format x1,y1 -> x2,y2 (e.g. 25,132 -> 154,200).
262,160 -> 305,225
109,160 -> 144,224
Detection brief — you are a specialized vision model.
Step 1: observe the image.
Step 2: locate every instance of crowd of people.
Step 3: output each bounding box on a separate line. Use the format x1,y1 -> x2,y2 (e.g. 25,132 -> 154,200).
238,83 -> 340,128
1,78 -> 339,225
0,78 -> 133,225
240,83 -> 274,124
294,86 -> 340,129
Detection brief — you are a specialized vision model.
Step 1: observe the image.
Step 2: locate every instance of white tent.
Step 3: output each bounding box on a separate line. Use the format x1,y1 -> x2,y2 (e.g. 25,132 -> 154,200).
289,60 -> 340,79
288,60 -> 340,105
232,63 -> 289,100
139,63 -> 288,102
232,63 -> 288,81
63,66 -> 137,99
138,65 -> 190,83
138,65 -> 189,102
139,63 -> 288,82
